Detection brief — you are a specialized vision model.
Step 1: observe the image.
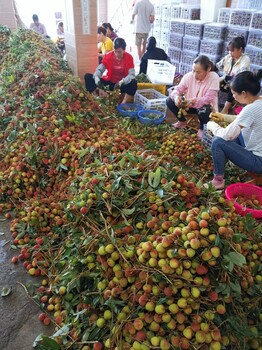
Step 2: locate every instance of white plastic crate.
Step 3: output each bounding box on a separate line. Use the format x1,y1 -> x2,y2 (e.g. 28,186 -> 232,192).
134,89 -> 167,112
180,5 -> 200,20
153,29 -> 161,41
203,22 -> 228,40
181,50 -> 198,66
231,0 -> 262,10
250,11 -> 262,30
183,36 -> 200,52
184,20 -> 205,38
169,33 -> 183,48
161,5 -> 171,20
170,59 -> 180,73
170,6 -> 181,19
147,60 -> 176,85
245,45 -> 262,66
170,19 -> 186,35
218,8 -> 231,24
160,30 -> 169,43
200,39 -> 224,56
226,25 -> 249,41
250,64 -> 262,73
168,46 -> 181,62
161,19 -> 170,30
247,30 -> 262,49
155,5 -> 162,17
179,63 -> 192,75
201,53 -> 221,65
229,9 -> 254,28
154,17 -> 162,29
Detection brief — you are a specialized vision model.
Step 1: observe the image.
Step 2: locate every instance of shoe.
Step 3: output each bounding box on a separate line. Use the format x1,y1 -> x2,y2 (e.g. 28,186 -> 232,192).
197,129 -> 203,139
204,179 -> 225,190
172,121 -> 187,128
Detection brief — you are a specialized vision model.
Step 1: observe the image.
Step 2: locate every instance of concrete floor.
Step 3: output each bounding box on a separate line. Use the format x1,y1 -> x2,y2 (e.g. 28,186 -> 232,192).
0,217 -> 54,350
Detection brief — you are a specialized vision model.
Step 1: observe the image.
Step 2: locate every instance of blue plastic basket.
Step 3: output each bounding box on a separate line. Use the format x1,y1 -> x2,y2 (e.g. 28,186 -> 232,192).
138,110 -> 166,125
116,103 -> 144,118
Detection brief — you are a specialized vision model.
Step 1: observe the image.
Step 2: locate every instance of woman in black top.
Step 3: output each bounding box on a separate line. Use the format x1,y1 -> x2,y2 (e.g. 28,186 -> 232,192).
139,36 -> 168,74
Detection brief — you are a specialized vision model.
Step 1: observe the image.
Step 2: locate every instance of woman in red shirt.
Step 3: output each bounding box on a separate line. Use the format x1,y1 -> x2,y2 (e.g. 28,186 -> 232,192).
84,38 -> 137,104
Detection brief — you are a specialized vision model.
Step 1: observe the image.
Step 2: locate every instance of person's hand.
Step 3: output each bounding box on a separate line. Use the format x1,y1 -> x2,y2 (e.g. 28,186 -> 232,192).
114,80 -> 124,90
209,112 -> 224,122
174,95 -> 182,107
188,98 -> 195,107
94,76 -> 100,86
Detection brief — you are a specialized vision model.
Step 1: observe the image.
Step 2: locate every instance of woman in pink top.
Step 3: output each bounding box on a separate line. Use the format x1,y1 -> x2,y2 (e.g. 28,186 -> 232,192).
166,55 -> 220,139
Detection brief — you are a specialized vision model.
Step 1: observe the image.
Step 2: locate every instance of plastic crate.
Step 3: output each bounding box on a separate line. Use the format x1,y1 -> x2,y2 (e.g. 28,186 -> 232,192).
153,28 -> 161,41
134,89 -> 167,112
161,19 -> 169,30
202,53 -> 222,65
154,17 -> 161,29
147,60 -> 176,85
170,6 -> 181,19
231,0 -> 262,9
159,41 -> 169,53
202,124 -> 213,149
247,29 -> 262,49
250,64 -> 262,73
179,63 -> 192,75
203,22 -> 228,40
245,45 -> 262,66
160,30 -> 169,43
180,5 -> 200,20
229,9 -> 254,28
183,36 -> 200,52
169,33 -> 183,48
200,39 -> 224,56
170,60 -> 180,74
184,20 -> 205,38
137,83 -> 166,95
155,5 -> 162,17
137,109 -> 166,125
218,8 -> 231,24
170,19 -> 185,35
161,5 -> 171,20
168,46 -> 181,62
226,25 -> 249,42
181,50 -> 198,66
250,11 -> 262,30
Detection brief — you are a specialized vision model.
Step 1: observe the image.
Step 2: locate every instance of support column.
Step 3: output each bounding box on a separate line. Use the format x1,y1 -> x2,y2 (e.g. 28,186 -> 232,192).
64,0 -> 98,84
0,0 -> 16,30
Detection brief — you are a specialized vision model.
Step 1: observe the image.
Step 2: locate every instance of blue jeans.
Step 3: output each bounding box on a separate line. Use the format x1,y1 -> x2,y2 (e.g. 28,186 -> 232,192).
211,135 -> 262,175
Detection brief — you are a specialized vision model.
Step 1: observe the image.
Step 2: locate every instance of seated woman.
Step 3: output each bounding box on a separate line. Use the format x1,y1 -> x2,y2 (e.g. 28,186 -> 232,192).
166,55 -> 220,139
102,23 -> 118,41
216,36 -> 250,114
97,26 -> 113,63
139,36 -> 168,74
84,38 -> 137,104
207,70 -> 262,190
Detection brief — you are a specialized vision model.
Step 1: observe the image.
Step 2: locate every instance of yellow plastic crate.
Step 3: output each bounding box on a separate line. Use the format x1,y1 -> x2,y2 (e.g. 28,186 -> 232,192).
137,83 -> 166,95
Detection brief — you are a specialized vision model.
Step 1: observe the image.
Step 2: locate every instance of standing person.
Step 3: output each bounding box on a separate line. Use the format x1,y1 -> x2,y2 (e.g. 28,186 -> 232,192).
131,0 -> 155,60
84,38 -> 137,104
206,70 -> 262,190
139,36 -> 168,74
166,55 -> 220,139
216,36 -> 250,114
97,26 -> 113,62
102,23 -> 118,41
30,14 -> 49,38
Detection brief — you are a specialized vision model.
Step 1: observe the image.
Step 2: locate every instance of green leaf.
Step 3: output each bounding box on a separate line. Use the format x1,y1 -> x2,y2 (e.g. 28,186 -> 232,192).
227,251 -> 246,267
153,167 -> 161,188
122,207 -> 136,216
42,336 -> 61,350
1,286 -> 12,297
229,281 -> 241,294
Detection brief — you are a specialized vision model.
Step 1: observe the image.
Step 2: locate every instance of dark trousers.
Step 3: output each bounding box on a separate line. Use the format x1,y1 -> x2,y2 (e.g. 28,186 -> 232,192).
166,97 -> 212,130
84,73 -> 137,96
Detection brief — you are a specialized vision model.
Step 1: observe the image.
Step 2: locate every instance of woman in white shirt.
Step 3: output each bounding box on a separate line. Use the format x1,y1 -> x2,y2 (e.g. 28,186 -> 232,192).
216,36 -> 250,114
207,70 -> 262,190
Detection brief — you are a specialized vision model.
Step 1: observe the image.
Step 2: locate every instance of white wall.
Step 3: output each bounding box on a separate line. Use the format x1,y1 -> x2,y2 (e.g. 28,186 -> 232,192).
14,0 -> 65,40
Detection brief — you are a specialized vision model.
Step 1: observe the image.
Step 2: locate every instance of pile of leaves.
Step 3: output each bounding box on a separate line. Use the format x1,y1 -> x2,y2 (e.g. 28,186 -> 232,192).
0,27 -> 261,350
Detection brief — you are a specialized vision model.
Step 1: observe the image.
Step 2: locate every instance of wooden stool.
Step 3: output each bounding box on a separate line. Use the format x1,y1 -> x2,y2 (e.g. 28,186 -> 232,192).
185,114 -> 199,131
